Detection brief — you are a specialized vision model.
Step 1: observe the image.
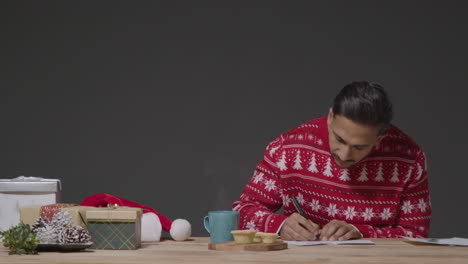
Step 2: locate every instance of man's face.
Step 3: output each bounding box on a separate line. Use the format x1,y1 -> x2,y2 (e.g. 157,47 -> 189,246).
327,109 -> 384,169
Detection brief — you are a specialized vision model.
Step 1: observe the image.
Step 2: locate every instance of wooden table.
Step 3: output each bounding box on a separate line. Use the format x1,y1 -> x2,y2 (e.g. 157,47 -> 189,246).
1,237 -> 467,264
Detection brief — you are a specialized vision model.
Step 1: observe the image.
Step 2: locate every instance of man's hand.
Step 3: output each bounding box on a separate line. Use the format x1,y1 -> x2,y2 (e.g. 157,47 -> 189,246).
279,213 -> 320,241
319,220 -> 362,241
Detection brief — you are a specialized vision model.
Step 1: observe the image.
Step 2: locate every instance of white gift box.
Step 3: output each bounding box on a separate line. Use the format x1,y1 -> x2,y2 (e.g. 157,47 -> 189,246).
0,176 -> 61,232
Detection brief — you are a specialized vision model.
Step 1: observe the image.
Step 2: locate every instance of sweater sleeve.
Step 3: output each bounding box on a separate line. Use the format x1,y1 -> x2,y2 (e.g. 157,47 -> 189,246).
353,151 -> 431,238
232,137 -> 288,233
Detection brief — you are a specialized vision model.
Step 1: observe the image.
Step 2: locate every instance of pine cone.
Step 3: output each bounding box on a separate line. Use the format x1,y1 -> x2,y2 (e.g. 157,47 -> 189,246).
35,225 -> 58,244
53,225 -> 67,237
58,227 -> 80,243
31,217 -> 50,233
76,226 -> 91,243
33,210 -> 92,244
51,211 -> 72,228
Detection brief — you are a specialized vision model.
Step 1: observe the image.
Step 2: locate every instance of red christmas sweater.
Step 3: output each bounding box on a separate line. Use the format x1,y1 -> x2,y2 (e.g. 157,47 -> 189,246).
232,117 -> 431,238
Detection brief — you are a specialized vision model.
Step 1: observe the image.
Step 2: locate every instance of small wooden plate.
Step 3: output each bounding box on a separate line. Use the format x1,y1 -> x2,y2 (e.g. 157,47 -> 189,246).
208,240 -> 287,251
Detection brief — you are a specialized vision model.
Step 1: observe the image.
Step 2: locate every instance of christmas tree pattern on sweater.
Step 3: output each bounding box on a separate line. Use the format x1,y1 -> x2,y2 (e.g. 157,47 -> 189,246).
233,117 -> 431,238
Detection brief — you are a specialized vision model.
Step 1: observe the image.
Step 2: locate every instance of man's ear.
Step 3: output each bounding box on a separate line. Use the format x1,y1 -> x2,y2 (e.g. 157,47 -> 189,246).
327,108 -> 333,126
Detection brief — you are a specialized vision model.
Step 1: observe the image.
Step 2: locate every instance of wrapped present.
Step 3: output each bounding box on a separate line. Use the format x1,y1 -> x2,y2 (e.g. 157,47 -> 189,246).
62,206 -> 95,228
0,176 -> 61,232
19,204 -> 90,228
19,205 -> 41,225
39,203 -> 77,221
86,206 -> 142,250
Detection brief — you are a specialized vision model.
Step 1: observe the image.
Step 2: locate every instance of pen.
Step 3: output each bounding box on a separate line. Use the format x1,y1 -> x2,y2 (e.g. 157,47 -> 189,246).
292,195 -> 319,240
292,195 -> 306,218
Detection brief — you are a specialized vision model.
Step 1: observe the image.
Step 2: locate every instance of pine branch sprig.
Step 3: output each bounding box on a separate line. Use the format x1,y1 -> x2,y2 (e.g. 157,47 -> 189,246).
0,223 -> 39,255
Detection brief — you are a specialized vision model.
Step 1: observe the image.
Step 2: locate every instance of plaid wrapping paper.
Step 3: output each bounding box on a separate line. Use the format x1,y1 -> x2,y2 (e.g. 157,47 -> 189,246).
88,220 -> 141,250
86,207 -> 142,250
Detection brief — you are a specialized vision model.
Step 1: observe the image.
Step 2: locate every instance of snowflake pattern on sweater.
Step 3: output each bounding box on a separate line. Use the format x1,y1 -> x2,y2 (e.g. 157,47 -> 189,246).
232,117 -> 431,238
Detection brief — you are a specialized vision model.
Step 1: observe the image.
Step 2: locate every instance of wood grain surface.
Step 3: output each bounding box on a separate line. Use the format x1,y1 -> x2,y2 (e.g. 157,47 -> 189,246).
1,237 -> 468,264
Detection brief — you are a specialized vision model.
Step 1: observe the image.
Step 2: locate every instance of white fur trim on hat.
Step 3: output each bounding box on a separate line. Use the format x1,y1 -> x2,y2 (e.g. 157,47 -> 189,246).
141,212 -> 162,242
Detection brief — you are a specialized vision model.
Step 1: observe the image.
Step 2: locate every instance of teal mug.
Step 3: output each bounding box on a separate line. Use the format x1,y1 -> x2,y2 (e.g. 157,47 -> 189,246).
203,211 -> 239,243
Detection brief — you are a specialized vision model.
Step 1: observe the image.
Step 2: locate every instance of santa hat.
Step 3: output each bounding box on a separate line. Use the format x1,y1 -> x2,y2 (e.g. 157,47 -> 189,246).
81,193 -> 191,241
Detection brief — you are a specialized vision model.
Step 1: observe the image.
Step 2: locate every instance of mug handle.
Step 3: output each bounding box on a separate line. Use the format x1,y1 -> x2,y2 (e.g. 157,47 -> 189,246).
203,216 -> 210,233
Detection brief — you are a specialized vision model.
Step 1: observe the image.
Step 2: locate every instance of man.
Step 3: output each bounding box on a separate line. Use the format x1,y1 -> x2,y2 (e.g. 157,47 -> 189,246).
232,81 -> 431,241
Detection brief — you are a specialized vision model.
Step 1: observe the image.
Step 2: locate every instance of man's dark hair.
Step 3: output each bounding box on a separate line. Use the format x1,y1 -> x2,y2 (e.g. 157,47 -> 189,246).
332,81 -> 393,134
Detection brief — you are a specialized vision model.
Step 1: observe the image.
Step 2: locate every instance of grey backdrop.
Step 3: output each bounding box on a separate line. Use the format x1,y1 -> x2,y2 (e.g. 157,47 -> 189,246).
1,1 -> 467,237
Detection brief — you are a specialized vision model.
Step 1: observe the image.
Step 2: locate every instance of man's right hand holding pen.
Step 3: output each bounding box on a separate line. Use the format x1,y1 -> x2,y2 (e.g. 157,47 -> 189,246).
280,195 -> 320,241
279,196 -> 362,241
279,212 -> 320,241
279,213 -> 362,241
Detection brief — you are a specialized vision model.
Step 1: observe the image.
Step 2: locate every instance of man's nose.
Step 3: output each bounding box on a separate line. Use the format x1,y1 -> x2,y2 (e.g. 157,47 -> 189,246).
340,146 -> 353,161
